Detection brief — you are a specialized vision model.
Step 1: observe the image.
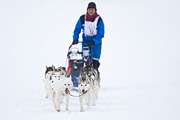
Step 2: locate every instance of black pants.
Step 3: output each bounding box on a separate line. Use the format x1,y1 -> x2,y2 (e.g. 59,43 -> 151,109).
93,59 -> 100,70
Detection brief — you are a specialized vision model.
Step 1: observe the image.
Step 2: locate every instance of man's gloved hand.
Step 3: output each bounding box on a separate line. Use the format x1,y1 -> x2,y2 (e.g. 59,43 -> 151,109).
87,40 -> 95,48
72,40 -> 78,45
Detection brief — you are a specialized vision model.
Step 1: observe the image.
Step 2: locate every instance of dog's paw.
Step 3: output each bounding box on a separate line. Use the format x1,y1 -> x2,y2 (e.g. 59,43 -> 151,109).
57,110 -> 61,112
80,109 -> 84,112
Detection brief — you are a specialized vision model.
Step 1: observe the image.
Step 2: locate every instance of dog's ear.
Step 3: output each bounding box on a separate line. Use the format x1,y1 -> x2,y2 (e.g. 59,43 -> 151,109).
62,67 -> 66,72
52,64 -> 56,70
78,81 -> 81,85
59,66 -> 62,71
46,65 -> 48,69
78,77 -> 82,83
52,65 -> 56,71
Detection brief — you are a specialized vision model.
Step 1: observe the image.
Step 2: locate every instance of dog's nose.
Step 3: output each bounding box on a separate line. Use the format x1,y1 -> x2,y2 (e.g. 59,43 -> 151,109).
82,89 -> 85,93
65,88 -> 69,94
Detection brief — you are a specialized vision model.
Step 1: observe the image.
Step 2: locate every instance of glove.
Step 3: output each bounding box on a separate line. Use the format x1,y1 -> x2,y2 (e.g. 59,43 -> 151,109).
87,40 -> 95,48
72,40 -> 78,45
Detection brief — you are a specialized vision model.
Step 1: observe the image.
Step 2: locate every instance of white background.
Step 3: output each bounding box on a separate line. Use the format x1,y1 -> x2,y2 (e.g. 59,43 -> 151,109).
0,0 -> 180,120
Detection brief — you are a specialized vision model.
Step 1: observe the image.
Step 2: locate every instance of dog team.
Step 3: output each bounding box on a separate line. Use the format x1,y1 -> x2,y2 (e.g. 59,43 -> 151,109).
43,64 -> 100,112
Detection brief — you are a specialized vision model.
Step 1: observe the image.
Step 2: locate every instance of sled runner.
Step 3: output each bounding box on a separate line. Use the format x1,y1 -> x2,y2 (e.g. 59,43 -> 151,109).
66,42 -> 92,87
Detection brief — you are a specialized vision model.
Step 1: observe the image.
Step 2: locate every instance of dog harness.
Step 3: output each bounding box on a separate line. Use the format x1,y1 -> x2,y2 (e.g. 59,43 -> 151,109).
84,15 -> 100,37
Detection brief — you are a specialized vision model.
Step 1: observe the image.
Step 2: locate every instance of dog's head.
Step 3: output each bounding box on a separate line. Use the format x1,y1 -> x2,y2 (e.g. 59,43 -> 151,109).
78,77 -> 90,94
45,66 -> 54,80
57,66 -> 66,72
56,66 -> 67,77
51,66 -> 67,79
52,71 -> 62,81
61,77 -> 73,94
82,64 -> 95,78
80,67 -> 88,80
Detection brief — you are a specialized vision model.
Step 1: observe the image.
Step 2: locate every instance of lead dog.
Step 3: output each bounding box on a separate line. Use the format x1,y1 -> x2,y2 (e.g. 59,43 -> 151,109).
79,64 -> 100,110
78,73 -> 91,112
48,71 -> 73,112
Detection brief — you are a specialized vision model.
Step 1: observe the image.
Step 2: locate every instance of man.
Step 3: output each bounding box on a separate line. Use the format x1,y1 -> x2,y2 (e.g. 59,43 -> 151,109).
72,2 -> 105,71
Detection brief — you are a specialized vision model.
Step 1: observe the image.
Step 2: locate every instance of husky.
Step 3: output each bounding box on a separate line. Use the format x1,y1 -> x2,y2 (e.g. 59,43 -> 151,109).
81,64 -> 100,106
78,73 -> 91,112
43,65 -> 67,99
43,65 -> 54,98
48,72 -> 73,112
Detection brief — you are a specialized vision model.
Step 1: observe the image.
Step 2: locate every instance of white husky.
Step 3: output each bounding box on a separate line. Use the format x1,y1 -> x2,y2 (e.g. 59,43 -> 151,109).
48,72 -> 73,112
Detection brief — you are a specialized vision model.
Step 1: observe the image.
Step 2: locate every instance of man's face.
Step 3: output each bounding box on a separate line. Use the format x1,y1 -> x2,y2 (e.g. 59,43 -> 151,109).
87,8 -> 96,16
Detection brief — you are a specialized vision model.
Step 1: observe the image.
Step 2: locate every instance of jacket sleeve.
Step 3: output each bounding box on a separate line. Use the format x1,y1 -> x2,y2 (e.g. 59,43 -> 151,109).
93,19 -> 105,45
73,17 -> 82,41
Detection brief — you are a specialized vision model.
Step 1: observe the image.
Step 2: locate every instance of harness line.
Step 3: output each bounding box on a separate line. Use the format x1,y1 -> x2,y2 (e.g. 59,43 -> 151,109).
69,87 -> 90,97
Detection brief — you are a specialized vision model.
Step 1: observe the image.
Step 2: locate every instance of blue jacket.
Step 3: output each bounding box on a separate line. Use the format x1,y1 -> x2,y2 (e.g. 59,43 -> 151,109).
73,14 -> 105,59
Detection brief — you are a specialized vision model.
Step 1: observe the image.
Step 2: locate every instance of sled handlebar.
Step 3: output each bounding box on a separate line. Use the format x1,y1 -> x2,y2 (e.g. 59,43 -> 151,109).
67,41 -> 91,56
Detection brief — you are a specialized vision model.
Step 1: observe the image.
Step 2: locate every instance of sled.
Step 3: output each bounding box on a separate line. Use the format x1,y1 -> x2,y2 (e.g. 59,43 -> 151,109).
66,42 -> 92,87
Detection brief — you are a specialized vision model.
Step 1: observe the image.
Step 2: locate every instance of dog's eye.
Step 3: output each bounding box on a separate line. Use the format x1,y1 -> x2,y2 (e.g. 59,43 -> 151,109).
81,84 -> 83,86
55,76 -> 57,78
64,84 -> 66,86
62,73 -> 64,75
85,84 -> 87,86
68,84 -> 70,86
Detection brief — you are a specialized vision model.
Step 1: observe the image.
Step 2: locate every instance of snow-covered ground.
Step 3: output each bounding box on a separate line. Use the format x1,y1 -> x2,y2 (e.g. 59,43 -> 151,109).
0,0 -> 180,120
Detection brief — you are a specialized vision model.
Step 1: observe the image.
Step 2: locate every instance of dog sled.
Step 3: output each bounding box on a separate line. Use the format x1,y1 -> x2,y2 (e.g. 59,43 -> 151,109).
66,42 -> 92,87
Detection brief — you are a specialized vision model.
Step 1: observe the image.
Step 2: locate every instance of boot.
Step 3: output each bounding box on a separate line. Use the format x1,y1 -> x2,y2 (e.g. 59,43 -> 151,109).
93,59 -> 100,78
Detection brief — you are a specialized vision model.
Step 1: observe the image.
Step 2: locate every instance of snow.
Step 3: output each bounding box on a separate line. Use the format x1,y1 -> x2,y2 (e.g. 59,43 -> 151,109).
0,0 -> 180,120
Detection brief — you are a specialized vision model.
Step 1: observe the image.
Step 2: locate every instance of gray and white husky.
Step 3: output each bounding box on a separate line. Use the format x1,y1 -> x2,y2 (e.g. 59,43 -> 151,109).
78,73 -> 91,112
79,64 -> 100,109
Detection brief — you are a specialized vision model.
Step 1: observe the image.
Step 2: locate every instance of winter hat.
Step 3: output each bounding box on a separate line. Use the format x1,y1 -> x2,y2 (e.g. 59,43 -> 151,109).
87,2 -> 97,11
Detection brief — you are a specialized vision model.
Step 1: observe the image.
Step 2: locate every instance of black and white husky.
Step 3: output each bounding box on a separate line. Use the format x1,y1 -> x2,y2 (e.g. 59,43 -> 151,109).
85,64 -> 100,104
43,65 -> 54,98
